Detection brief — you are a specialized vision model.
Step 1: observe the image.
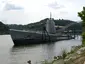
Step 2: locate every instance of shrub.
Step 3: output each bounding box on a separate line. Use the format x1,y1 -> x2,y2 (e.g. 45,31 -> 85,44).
82,32 -> 85,46
62,50 -> 67,59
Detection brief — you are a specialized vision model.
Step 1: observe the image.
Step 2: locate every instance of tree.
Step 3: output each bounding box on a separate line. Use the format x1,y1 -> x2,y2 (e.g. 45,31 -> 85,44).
78,7 -> 85,31
0,21 -> 9,34
78,7 -> 85,46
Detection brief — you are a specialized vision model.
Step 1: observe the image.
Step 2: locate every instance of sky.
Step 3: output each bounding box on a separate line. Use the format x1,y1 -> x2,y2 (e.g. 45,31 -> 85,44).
0,0 -> 85,24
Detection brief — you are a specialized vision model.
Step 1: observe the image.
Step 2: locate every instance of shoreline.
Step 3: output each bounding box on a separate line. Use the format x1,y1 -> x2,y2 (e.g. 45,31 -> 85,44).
40,45 -> 85,64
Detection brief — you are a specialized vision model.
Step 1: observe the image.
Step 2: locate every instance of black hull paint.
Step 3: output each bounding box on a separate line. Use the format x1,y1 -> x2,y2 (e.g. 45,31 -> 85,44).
13,38 -> 52,46
13,37 -> 75,46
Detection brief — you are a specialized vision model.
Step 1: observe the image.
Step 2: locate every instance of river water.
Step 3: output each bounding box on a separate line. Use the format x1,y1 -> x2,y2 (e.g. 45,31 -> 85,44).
0,35 -> 82,64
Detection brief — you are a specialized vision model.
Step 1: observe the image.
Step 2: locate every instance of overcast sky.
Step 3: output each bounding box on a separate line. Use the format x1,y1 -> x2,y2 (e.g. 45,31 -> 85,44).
0,0 -> 85,24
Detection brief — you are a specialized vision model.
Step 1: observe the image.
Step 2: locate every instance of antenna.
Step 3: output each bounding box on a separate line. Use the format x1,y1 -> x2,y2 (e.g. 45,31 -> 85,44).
50,12 -> 52,19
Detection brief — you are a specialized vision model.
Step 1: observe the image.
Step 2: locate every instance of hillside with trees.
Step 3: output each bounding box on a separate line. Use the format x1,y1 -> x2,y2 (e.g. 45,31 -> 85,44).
0,21 -> 9,35
8,18 -> 82,31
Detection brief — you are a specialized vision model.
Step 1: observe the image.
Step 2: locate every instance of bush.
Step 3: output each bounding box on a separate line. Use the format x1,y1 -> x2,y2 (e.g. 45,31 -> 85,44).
82,32 -> 85,39
62,50 -> 67,59
82,32 -> 85,46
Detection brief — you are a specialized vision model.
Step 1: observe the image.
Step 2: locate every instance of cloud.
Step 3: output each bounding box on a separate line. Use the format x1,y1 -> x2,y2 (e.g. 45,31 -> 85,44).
47,2 -> 65,9
59,11 -> 68,14
4,3 -> 23,11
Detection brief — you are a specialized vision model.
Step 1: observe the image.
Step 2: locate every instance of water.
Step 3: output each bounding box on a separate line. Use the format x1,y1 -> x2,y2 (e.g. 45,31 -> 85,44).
0,35 -> 82,64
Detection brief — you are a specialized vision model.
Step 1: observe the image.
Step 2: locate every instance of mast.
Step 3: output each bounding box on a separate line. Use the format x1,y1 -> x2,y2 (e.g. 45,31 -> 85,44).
50,12 -> 52,19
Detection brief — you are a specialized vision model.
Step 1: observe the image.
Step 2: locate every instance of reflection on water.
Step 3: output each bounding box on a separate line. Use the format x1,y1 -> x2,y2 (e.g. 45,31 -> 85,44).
10,44 -> 56,64
0,35 -> 82,64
